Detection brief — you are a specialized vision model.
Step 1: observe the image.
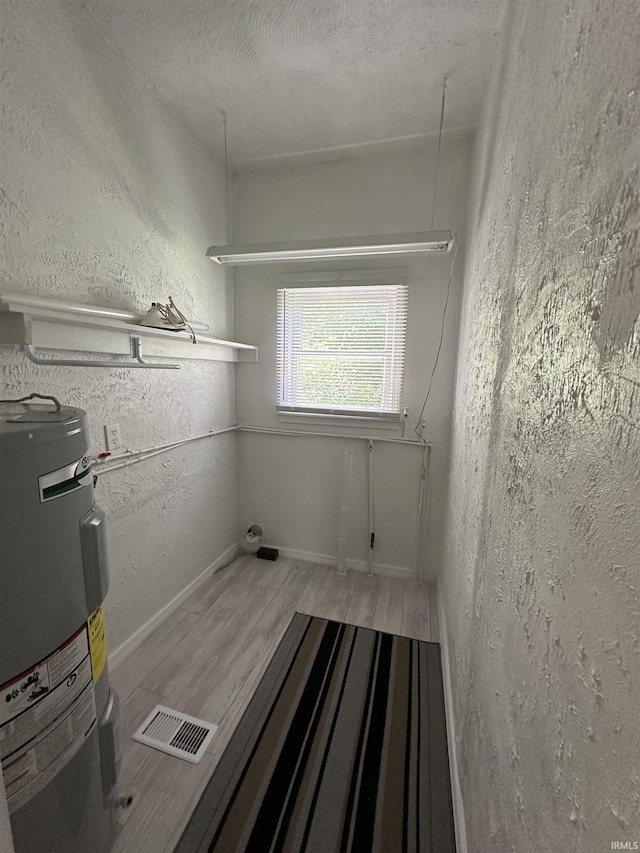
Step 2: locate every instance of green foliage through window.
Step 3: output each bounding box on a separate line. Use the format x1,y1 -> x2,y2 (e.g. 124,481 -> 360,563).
277,284 -> 408,417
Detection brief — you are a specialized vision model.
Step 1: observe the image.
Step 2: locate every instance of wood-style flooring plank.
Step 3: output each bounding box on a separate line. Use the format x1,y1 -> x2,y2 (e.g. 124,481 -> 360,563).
403,579 -> 432,623
110,608 -> 200,704
344,572 -> 380,628
401,616 -> 431,642
277,560 -> 316,593
171,587 -> 291,723
197,591 -> 299,726
142,584 -> 276,704
201,650 -> 273,764
315,570 -> 357,623
296,563 -> 341,618
254,557 -> 296,589
180,555 -> 253,614
371,575 -> 405,635
231,555 -> 294,589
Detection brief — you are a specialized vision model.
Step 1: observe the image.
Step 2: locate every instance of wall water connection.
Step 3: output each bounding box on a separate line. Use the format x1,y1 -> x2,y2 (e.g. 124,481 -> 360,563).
246,524 -> 263,544
93,426 -> 239,475
92,424 -> 432,581
238,426 -> 432,579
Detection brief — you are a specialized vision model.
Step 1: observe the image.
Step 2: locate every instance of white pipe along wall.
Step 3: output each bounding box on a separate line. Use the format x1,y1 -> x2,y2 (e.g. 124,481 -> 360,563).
94,426 -> 239,475
234,139 -> 471,580
337,451 -> 354,576
0,0 -> 239,656
440,0 -> 640,850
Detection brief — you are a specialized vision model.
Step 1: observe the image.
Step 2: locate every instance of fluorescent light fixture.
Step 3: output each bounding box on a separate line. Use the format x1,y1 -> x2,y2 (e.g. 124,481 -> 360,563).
206,231 -> 454,265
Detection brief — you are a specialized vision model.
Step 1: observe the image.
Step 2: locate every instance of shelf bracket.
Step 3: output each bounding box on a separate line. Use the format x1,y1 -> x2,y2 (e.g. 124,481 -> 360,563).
130,336 -> 180,369
23,337 -> 180,370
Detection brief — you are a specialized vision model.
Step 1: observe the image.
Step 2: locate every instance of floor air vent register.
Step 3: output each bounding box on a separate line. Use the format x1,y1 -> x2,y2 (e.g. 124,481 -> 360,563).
132,706 -> 217,764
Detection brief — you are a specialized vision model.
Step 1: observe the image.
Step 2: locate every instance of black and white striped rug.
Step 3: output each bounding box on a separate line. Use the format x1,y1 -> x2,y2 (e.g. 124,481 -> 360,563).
176,613 -> 456,853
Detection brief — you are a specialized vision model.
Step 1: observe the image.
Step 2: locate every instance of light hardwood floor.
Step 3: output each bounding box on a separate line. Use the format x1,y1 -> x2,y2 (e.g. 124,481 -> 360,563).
110,554 -> 439,853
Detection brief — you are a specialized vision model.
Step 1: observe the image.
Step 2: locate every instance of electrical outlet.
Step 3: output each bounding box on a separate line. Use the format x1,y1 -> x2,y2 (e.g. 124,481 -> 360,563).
104,423 -> 121,450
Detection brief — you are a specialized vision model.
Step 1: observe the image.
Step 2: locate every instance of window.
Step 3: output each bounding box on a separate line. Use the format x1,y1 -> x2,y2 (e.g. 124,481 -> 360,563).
277,284 -> 408,419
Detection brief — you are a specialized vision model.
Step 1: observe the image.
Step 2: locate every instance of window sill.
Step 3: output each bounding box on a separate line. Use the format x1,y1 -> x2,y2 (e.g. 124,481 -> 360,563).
277,411 -> 402,433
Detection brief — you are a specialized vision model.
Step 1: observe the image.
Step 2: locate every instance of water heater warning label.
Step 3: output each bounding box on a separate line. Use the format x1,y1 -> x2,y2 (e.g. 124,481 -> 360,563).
2,685 -> 96,812
0,624 -> 97,812
88,606 -> 107,683
0,625 -> 89,727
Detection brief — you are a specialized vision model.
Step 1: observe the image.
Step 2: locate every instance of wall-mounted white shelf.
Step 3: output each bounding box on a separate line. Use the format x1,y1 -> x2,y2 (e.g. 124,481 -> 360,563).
0,292 -> 258,366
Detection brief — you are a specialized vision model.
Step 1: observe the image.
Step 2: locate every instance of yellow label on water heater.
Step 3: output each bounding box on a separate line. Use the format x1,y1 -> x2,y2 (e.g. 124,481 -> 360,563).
88,607 -> 107,683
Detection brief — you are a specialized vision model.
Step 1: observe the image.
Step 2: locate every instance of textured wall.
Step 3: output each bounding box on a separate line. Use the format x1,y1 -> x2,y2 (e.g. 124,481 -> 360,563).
0,0 -> 238,654
441,0 -> 640,850
80,0 -> 504,167
234,140 -> 470,578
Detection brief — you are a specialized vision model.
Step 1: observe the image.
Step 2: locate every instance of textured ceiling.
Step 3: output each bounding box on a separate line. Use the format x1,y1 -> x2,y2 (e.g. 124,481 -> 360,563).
81,0 -> 505,170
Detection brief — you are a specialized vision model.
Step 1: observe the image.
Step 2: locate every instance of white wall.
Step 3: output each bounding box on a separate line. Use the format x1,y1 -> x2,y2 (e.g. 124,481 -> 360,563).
233,140 -> 471,578
0,1 -> 238,654
441,0 -> 640,850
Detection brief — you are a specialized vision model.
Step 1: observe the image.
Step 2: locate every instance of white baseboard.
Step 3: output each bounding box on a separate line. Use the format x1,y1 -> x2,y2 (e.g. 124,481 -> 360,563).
241,542 -> 413,579
109,542 -> 240,671
436,576 -> 468,853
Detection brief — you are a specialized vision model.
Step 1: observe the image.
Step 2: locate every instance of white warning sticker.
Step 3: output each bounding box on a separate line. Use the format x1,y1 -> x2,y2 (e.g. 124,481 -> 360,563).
2,683 -> 97,813
0,625 -> 90,728
0,656 -> 93,760
0,625 -> 98,812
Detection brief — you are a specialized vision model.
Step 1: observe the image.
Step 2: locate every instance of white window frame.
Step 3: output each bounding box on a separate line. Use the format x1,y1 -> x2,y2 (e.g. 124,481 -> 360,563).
276,281 -> 408,423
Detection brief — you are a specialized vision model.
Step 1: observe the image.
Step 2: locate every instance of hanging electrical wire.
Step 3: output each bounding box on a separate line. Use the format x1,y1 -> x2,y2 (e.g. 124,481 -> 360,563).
221,109 -> 237,293
222,110 -> 231,244
430,77 -> 447,231
413,238 -> 459,436
414,76 -> 456,437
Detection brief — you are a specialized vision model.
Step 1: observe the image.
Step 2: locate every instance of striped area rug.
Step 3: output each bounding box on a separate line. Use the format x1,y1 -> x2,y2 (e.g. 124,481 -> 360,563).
176,613 -> 455,853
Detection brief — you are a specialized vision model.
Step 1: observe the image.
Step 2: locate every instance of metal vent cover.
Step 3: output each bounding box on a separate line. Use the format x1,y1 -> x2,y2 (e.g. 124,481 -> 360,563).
132,705 -> 217,764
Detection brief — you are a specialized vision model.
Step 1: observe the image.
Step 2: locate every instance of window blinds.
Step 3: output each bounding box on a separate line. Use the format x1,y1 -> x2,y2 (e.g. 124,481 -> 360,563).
277,284 -> 408,418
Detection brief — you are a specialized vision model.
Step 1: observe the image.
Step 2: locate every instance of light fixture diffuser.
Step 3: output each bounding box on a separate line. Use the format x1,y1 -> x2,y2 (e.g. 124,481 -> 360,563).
206,231 -> 454,265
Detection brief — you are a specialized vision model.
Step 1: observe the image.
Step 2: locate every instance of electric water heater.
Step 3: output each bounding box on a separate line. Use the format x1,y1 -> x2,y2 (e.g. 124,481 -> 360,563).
0,395 -> 121,852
